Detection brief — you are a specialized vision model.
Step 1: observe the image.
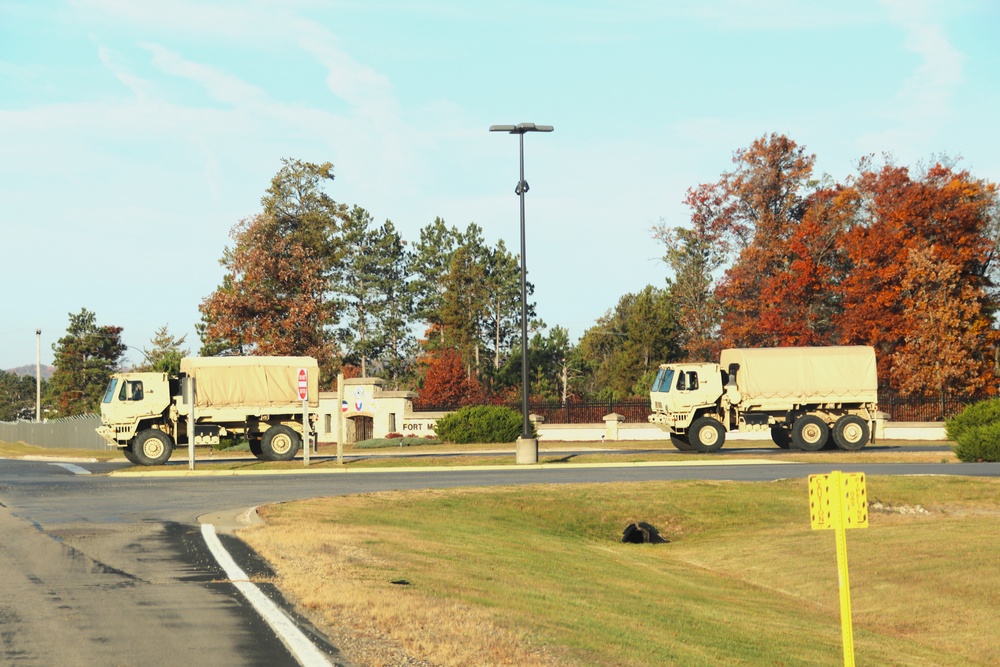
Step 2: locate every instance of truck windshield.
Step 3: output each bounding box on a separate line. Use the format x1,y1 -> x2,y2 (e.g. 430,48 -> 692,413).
102,379 -> 118,404
651,369 -> 674,393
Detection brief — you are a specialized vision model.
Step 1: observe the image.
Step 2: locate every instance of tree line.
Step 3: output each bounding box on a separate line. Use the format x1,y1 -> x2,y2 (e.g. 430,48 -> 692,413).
20,134 -> 999,418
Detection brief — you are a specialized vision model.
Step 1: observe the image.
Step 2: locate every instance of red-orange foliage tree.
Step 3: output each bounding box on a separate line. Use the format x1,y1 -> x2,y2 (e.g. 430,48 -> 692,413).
414,347 -> 485,408
199,212 -> 338,378
706,133 -> 846,347
834,160 -> 1000,390
199,159 -> 347,385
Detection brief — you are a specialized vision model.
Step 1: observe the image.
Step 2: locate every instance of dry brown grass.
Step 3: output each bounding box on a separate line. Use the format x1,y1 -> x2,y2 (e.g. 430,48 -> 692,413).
245,497 -> 569,667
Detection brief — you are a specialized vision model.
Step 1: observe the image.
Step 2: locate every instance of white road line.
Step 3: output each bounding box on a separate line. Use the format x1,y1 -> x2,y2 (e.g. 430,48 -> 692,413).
50,463 -> 91,475
200,524 -> 332,667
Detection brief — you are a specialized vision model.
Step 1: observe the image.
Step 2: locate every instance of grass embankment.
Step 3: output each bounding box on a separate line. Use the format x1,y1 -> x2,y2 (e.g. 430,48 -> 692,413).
241,476 -> 1000,667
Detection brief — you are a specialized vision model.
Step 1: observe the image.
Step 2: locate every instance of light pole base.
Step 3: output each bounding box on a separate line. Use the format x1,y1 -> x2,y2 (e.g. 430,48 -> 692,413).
515,437 -> 538,465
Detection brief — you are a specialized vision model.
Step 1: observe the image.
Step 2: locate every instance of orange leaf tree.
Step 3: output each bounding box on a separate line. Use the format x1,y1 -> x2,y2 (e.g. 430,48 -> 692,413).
414,347 -> 485,408
834,160 -> 1000,390
198,159 -> 347,384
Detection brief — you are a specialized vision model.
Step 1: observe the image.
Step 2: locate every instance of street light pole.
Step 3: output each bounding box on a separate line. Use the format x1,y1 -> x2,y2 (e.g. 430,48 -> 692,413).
490,122 -> 554,464
35,329 -> 41,422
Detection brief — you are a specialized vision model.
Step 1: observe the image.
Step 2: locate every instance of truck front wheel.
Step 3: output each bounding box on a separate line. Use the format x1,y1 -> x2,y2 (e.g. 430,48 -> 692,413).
792,416 -> 828,451
670,434 -> 694,452
833,415 -> 870,451
261,425 -> 300,461
131,429 -> 174,466
689,418 -> 725,453
770,426 -> 791,449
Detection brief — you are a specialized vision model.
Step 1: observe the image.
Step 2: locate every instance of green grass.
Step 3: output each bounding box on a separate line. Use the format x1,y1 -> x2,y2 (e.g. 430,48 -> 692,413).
246,477 -> 1000,666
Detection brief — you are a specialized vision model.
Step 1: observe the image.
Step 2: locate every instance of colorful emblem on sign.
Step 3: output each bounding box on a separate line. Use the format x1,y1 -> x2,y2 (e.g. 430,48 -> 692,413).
355,401 -> 363,411
341,400 -> 348,413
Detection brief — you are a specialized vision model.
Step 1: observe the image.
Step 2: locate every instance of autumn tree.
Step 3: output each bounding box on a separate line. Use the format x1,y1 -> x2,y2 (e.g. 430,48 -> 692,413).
413,347 -> 485,407
835,159 -> 1000,389
892,245 -> 988,410
707,134 -> 825,347
199,159 -> 346,383
45,309 -> 126,416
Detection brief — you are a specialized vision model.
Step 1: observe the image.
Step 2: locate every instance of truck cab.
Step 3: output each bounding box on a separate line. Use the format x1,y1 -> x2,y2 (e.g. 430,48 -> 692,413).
649,363 -> 725,431
97,372 -> 173,447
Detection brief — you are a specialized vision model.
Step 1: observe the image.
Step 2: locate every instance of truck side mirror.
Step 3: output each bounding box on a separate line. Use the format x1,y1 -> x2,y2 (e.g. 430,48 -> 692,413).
728,363 -> 740,376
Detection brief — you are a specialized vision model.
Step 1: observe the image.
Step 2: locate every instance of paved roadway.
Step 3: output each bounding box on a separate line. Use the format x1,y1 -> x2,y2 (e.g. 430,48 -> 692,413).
1,454 -> 998,666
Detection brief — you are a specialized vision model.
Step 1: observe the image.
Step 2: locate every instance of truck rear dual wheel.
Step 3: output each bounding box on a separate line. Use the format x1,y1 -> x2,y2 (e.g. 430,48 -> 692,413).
792,416 -> 828,451
689,417 -> 725,453
832,415 -> 870,451
770,426 -> 791,449
261,425 -> 301,461
131,429 -> 174,466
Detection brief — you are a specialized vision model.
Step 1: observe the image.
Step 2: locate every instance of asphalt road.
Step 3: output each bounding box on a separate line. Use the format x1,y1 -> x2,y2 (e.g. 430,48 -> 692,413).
1,455 -> 998,665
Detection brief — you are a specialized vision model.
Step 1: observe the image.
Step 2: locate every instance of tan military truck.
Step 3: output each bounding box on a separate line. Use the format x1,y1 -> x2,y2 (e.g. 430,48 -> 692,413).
97,356 -> 319,465
648,346 -> 881,453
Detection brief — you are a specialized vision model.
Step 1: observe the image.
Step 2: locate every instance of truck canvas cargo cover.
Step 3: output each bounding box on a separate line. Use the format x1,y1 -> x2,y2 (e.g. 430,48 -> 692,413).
179,356 -> 320,409
719,346 -> 877,404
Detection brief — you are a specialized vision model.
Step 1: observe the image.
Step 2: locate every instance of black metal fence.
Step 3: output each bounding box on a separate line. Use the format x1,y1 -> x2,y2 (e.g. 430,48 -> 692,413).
416,391 -> 998,425
878,389 -> 997,423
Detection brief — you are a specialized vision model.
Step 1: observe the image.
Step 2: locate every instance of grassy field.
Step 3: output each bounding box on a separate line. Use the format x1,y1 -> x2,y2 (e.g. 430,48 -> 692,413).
240,476 -> 1000,667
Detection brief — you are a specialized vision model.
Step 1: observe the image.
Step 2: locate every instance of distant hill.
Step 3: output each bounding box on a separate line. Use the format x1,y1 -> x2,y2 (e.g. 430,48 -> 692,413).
4,365 -> 55,379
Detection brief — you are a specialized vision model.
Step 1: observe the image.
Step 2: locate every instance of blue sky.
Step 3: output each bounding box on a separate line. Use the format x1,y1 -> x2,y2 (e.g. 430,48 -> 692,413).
2,0 -> 998,370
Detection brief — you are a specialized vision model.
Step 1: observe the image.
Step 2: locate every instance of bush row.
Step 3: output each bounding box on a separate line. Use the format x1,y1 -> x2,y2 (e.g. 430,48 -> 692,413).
946,398 -> 1000,462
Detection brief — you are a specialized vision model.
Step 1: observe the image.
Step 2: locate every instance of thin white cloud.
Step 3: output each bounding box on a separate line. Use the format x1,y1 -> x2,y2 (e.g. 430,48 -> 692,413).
861,0 -> 964,152
141,43 -> 267,107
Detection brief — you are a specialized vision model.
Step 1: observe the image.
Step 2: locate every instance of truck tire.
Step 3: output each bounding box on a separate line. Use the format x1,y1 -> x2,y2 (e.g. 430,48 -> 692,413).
670,434 -> 694,452
833,415 -> 870,451
261,425 -> 300,461
122,445 -> 140,465
248,437 -> 263,460
791,416 -> 828,451
770,426 -> 791,449
689,417 -> 725,453
131,429 -> 174,466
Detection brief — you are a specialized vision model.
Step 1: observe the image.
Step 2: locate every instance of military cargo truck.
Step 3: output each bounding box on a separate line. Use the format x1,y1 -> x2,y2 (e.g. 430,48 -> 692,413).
648,346 -> 881,453
97,356 -> 319,465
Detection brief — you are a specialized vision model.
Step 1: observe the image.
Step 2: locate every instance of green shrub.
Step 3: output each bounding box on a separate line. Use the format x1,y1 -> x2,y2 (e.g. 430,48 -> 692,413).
434,405 -> 535,444
945,397 -> 1000,441
953,421 -> 1000,462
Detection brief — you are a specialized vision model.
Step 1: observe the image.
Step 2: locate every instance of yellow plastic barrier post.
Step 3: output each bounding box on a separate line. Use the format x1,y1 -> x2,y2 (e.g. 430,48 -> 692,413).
809,470 -> 868,667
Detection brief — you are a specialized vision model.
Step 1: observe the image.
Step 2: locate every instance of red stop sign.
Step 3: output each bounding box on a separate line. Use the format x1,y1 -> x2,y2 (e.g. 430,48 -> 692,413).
297,368 -> 308,400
